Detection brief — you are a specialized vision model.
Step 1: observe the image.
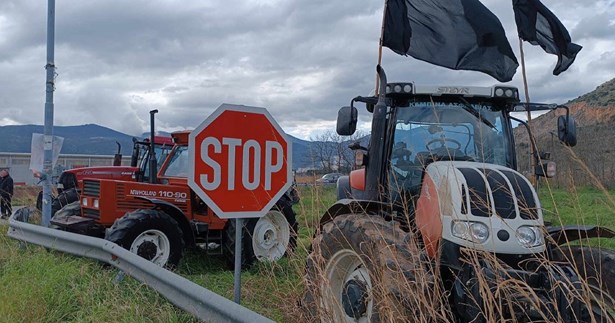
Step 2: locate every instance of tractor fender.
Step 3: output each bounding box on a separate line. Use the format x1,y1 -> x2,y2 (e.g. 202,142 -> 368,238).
319,198 -> 390,229
135,196 -> 196,247
547,225 -> 615,246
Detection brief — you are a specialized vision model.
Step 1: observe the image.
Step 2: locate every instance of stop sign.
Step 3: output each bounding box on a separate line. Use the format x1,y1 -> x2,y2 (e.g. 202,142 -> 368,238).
188,104 -> 292,218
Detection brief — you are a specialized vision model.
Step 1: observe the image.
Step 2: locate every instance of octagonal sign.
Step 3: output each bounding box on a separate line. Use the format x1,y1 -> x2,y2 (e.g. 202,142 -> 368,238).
188,104 -> 292,218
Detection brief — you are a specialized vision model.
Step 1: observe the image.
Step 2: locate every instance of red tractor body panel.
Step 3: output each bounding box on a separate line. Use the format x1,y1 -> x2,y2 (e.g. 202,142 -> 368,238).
65,166 -> 138,185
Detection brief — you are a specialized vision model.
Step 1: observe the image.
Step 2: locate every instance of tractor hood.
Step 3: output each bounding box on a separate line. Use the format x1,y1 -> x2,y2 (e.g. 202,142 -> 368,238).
416,161 -> 545,256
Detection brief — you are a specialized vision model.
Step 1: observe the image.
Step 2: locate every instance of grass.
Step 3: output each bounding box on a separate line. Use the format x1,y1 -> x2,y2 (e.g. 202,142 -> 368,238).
1,183 -> 614,321
540,185 -> 615,248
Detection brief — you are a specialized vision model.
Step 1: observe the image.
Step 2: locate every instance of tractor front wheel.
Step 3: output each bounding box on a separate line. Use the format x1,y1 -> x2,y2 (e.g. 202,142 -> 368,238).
555,246 -> 615,321
105,209 -> 185,268
303,213 -> 435,322
223,200 -> 297,269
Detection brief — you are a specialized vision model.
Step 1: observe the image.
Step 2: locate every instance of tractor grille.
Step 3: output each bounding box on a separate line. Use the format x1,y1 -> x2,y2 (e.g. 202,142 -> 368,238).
83,180 -> 100,197
501,170 -> 538,220
458,167 -> 538,220
485,169 -> 516,219
458,168 -> 491,218
83,208 -> 100,220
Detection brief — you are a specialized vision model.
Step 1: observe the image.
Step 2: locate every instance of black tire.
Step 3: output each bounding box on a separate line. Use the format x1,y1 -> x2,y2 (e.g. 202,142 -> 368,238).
302,214 -> 438,322
554,246 -> 615,321
105,209 -> 185,268
36,191 -> 43,210
223,199 -> 298,269
51,188 -> 80,216
54,201 -> 81,218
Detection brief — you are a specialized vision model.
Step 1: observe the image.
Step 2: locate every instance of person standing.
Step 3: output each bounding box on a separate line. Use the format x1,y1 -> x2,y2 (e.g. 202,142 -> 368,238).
0,169 -> 14,218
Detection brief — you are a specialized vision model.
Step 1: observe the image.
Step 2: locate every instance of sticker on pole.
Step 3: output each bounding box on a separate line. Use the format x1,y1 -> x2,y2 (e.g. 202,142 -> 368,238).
188,104 -> 292,218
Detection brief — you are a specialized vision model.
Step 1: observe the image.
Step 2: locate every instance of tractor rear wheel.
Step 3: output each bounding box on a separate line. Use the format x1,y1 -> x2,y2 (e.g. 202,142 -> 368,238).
51,188 -> 80,216
223,199 -> 297,269
303,213 -> 435,322
53,201 -> 81,218
105,209 -> 184,268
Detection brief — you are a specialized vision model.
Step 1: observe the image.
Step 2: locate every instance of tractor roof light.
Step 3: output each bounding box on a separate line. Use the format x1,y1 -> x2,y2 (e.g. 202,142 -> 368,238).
493,86 -> 519,100
386,83 -> 413,95
383,83 -> 520,99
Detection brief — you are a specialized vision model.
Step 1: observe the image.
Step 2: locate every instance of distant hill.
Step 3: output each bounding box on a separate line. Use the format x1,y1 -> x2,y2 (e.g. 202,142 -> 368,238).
568,78 -> 615,107
515,77 -> 615,187
0,124 -> 136,156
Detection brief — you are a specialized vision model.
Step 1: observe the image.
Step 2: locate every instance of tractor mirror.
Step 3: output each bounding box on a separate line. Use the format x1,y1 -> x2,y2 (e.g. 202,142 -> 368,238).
337,106 -> 358,136
557,115 -> 577,147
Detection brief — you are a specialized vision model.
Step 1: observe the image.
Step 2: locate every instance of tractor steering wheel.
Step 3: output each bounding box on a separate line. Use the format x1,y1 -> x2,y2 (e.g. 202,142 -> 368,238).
426,137 -> 462,151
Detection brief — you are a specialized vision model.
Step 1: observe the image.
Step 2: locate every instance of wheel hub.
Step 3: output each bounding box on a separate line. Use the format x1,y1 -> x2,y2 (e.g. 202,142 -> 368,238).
252,210 -> 290,261
261,228 -> 276,248
136,240 -> 158,261
342,279 -> 368,319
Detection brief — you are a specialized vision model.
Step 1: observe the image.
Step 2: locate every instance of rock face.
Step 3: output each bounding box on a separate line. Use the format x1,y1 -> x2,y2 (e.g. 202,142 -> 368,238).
515,78 -> 615,188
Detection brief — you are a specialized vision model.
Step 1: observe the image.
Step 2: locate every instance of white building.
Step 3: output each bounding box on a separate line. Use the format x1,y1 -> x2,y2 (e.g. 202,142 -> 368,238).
0,152 -> 131,185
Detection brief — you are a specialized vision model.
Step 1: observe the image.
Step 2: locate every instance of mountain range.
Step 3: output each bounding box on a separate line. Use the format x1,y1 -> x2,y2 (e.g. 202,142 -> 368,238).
0,123 -> 319,169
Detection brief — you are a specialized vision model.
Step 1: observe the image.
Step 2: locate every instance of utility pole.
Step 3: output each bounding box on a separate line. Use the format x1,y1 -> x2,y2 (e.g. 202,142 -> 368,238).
42,0 -> 56,227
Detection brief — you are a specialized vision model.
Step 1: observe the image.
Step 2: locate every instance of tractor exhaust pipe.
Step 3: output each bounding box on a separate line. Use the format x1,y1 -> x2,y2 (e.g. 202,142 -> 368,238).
365,65 -> 388,201
113,141 -> 122,166
149,109 -> 159,184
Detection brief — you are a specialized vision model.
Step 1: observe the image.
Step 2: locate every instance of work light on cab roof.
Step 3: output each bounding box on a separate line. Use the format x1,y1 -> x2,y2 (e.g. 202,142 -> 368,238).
385,82 -> 519,100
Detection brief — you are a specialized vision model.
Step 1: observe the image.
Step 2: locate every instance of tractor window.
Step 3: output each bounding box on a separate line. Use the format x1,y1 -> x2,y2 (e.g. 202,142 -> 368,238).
389,101 -> 511,193
140,144 -> 173,180
163,146 -> 189,178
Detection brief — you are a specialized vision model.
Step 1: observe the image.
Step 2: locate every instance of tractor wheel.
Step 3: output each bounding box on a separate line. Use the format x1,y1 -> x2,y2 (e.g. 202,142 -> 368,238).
54,201 -> 81,218
555,246 -> 615,321
105,209 -> 185,268
223,200 -> 297,269
302,213 -> 435,322
51,188 -> 80,216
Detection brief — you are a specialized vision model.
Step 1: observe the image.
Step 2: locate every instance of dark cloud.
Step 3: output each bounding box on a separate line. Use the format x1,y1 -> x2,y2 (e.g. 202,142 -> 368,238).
0,0 -> 613,139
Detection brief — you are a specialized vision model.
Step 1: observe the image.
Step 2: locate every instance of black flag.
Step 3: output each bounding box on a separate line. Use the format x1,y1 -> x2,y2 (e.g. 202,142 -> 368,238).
513,0 -> 582,75
382,0 -> 518,82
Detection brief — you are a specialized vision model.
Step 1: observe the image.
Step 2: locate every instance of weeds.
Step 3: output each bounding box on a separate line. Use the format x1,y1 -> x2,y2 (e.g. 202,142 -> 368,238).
1,179 -> 614,322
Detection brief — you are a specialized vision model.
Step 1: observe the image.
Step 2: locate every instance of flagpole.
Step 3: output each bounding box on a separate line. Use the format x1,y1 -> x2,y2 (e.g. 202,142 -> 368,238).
518,37 -> 537,187
375,0 -> 388,95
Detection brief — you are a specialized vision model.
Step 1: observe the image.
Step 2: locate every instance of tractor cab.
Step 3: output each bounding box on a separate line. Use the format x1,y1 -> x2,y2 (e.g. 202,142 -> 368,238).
336,80 -> 577,206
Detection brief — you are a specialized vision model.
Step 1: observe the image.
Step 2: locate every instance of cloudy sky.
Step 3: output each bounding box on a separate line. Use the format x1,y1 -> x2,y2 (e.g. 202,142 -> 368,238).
1,0 -> 614,140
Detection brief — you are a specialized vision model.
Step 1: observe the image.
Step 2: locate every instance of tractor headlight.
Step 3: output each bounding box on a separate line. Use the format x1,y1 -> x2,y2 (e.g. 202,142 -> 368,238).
82,198 -> 88,207
93,199 -> 99,209
516,226 -> 544,248
451,221 -> 490,244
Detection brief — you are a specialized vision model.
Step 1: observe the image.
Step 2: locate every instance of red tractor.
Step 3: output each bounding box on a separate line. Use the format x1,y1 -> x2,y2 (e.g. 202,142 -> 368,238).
303,66 -> 615,322
36,135 -> 174,216
51,130 -> 298,269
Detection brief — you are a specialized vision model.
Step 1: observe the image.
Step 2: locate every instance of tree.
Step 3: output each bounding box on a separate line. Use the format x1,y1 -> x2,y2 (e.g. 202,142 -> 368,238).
309,130 -> 368,173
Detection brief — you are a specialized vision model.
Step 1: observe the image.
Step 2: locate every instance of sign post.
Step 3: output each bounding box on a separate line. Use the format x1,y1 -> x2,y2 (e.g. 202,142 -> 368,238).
188,104 -> 292,304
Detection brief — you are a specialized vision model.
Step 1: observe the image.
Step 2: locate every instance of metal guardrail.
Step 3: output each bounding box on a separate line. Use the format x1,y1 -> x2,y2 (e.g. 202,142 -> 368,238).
6,209 -> 274,323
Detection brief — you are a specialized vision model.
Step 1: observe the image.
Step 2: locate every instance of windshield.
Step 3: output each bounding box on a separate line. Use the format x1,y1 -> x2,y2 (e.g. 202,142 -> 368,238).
389,101 -> 511,192
140,143 -> 172,179
162,146 -> 189,178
